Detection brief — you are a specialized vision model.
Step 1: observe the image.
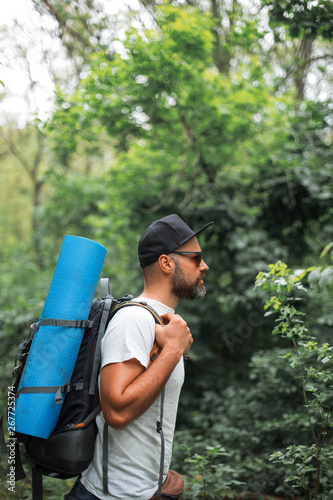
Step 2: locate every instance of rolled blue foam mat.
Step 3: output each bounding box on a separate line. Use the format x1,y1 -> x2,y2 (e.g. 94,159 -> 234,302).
15,235 -> 107,439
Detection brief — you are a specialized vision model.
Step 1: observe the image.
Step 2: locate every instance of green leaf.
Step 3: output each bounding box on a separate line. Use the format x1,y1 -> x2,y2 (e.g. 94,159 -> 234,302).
320,242 -> 333,259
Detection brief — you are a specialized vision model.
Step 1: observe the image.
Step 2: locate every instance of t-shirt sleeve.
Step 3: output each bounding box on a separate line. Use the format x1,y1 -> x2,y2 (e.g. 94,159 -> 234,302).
101,305 -> 156,369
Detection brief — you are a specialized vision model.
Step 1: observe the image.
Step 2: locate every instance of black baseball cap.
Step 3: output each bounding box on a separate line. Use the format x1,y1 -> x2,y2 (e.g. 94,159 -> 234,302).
138,214 -> 213,268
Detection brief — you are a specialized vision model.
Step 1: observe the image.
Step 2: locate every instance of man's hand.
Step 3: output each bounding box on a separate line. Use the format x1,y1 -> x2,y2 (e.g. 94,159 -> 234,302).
155,312 -> 193,357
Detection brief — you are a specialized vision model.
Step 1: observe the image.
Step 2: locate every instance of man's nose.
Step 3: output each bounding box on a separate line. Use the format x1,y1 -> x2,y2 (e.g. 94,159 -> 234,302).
200,259 -> 209,271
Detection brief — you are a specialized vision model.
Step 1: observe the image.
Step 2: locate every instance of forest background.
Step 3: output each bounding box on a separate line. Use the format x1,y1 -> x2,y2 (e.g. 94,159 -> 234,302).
0,0 -> 333,499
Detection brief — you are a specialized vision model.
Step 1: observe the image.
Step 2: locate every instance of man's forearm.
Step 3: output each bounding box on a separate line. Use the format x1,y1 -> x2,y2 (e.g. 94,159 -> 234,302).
100,344 -> 183,430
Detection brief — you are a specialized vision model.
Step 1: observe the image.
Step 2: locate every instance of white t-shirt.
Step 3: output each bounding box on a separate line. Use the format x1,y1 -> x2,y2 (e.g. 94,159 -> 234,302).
81,298 -> 185,500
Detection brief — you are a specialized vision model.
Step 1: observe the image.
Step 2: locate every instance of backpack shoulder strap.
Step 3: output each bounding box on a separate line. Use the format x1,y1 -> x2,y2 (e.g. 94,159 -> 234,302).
100,277 -> 110,300
110,301 -> 163,365
111,300 -> 163,325
89,279 -> 115,396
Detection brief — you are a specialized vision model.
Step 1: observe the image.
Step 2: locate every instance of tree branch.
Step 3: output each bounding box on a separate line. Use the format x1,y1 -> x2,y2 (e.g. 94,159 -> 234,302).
39,0 -> 95,51
293,339 -> 319,447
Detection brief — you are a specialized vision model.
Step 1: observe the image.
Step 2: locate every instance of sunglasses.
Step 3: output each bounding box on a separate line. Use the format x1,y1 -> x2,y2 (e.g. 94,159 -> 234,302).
172,251 -> 203,266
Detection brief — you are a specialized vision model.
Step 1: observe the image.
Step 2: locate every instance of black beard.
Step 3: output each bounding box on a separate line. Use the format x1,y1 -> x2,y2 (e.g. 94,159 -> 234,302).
171,261 -> 206,301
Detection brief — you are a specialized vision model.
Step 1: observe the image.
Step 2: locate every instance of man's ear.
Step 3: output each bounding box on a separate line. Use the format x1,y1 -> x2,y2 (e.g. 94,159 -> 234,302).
158,254 -> 174,275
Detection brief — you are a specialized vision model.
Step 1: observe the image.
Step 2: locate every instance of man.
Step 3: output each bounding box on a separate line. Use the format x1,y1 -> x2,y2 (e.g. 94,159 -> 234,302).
65,214 -> 213,500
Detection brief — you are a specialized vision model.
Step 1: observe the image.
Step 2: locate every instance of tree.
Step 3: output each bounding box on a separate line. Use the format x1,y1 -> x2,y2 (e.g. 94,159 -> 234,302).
47,3 -> 333,336
0,3 -> 115,264
32,0 -> 112,75
262,0 -> 333,100
0,123 -> 45,234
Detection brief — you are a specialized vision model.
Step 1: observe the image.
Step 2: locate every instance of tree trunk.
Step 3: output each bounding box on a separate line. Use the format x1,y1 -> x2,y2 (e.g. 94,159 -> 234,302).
295,38 -> 313,101
211,0 -> 232,74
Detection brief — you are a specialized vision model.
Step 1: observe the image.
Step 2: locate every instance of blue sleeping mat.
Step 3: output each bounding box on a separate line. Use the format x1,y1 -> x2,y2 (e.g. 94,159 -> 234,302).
15,235 -> 107,439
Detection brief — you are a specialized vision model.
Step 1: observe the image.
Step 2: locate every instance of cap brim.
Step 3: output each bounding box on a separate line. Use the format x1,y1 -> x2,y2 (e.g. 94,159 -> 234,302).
177,221 -> 214,249
193,221 -> 214,238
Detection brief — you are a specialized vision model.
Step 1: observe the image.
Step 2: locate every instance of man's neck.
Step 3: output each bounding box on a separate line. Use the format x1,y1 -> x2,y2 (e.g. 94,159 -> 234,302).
138,289 -> 179,310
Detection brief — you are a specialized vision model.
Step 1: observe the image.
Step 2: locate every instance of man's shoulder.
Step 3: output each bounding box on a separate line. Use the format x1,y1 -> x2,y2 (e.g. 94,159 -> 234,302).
104,301 -> 157,343
107,298 -> 173,332
112,301 -> 157,324
131,297 -> 174,317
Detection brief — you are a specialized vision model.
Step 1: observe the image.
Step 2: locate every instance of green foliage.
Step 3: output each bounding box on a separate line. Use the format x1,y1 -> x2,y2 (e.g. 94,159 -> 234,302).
0,155 -> 33,251
32,0 -> 111,65
34,172 -> 109,267
262,0 -> 333,40
0,456 -> 73,500
255,258 -> 333,499
49,3 -> 271,173
180,443 -> 244,499
172,346 -> 305,497
170,253 -> 333,499
0,249 -> 52,401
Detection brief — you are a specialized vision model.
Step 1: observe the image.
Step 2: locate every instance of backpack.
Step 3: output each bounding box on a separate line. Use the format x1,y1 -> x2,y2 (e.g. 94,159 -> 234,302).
1,278 -> 165,500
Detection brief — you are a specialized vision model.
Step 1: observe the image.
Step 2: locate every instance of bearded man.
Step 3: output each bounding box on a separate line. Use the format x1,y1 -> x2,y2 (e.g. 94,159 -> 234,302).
65,214 -> 213,500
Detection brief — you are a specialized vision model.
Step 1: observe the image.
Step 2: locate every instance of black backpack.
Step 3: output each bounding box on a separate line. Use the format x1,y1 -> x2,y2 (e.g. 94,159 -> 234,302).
1,278 -> 164,500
